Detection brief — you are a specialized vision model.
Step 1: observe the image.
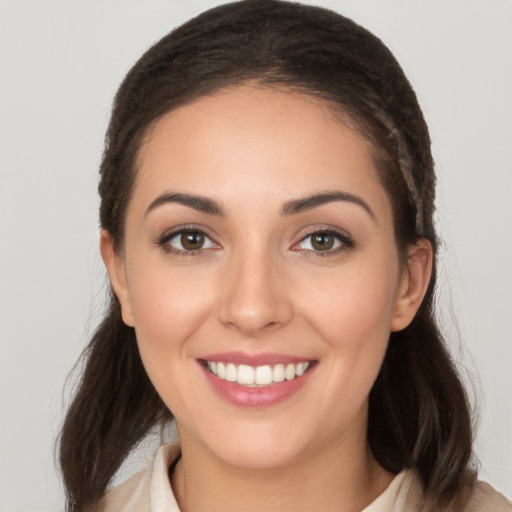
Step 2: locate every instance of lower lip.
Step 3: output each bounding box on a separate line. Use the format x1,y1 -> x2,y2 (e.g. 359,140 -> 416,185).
200,363 -> 315,408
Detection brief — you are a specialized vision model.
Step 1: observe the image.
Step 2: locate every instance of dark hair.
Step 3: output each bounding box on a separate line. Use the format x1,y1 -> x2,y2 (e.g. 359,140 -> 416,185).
59,1 -> 475,511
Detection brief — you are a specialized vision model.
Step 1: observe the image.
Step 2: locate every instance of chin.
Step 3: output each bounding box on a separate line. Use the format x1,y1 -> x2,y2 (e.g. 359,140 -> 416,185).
216,441 -> 305,470
196,420 -> 315,470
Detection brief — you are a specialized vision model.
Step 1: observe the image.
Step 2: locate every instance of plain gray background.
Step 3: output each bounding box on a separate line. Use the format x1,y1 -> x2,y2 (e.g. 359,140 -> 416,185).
1,1 -> 511,510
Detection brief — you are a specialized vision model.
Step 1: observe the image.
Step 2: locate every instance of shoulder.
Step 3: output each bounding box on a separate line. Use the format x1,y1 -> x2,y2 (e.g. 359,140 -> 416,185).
465,480 -> 511,512
394,470 -> 511,512
95,443 -> 181,512
95,464 -> 152,512
403,471 -> 511,512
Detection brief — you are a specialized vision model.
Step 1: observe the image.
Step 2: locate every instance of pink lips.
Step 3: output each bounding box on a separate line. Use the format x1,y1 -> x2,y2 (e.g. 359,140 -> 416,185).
198,352 -> 316,408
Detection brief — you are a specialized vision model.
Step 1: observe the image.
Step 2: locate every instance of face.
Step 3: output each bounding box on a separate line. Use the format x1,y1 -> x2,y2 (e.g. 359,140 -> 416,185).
103,86 -> 429,470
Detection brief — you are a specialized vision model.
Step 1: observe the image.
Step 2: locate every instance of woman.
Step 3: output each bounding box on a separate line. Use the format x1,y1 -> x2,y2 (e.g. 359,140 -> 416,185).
59,1 -> 511,511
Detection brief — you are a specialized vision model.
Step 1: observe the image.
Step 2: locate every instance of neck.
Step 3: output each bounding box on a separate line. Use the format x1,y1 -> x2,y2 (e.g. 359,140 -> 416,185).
171,427 -> 394,512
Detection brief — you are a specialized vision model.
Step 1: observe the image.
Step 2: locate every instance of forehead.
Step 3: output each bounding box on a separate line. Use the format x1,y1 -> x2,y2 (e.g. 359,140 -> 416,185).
132,85 -> 391,219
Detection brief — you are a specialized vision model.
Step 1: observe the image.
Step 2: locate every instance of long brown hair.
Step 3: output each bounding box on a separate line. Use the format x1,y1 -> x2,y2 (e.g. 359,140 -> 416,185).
59,1 -> 474,510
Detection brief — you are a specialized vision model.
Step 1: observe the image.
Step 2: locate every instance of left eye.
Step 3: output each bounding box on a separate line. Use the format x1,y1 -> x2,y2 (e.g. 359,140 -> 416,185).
296,231 -> 348,252
164,230 -> 216,252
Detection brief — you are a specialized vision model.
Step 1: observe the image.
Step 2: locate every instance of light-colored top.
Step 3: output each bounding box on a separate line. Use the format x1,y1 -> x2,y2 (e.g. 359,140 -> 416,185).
97,443 -> 511,511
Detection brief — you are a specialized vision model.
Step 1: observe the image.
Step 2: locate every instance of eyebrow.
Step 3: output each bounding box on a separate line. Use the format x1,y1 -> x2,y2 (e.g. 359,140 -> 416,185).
145,193 -> 225,217
145,190 -> 375,220
281,191 -> 375,219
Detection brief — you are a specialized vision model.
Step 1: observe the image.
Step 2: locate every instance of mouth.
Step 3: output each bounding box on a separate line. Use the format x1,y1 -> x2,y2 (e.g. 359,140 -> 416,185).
200,360 -> 314,387
198,352 -> 318,407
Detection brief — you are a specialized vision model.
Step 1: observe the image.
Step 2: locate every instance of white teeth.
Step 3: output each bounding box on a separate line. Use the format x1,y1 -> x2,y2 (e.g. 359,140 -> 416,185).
255,365 -> 273,385
226,363 -> 237,382
206,360 -> 311,387
285,363 -> 295,381
237,364 -> 255,385
295,362 -> 306,377
272,364 -> 285,383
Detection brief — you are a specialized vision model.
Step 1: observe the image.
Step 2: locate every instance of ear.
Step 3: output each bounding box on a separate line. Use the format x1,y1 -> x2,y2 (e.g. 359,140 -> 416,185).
99,230 -> 135,327
391,238 -> 433,332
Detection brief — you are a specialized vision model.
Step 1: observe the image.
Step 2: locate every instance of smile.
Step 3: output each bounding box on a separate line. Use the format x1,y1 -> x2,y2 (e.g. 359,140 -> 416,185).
205,361 -> 311,387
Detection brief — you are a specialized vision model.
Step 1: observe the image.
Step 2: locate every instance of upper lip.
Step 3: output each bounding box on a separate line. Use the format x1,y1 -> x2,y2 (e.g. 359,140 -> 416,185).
199,351 -> 315,367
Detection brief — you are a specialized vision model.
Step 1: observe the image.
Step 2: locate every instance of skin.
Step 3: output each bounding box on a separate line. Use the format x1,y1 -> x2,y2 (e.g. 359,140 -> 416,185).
101,86 -> 432,512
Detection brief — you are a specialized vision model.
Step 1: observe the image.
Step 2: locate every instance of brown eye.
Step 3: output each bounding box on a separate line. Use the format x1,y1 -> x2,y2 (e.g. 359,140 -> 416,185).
311,233 -> 335,251
161,229 -> 216,253
294,229 -> 353,255
181,231 -> 205,250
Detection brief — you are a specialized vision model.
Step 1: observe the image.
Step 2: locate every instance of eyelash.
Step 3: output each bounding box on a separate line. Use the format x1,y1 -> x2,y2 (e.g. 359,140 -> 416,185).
293,228 -> 354,257
157,227 -> 354,257
158,226 -> 219,256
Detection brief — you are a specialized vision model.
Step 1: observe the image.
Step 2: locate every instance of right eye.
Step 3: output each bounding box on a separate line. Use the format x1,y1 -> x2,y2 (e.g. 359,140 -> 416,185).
160,229 -> 217,254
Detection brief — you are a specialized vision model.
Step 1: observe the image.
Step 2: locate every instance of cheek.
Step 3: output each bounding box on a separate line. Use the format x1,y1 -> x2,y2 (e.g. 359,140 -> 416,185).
300,259 -> 398,394
304,260 -> 398,340
128,257 -> 211,335
125,259 -> 216,387
126,268 -> 220,427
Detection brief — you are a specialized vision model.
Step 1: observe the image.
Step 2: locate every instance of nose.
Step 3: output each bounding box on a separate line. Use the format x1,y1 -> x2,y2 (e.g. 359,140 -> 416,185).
217,248 -> 294,337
